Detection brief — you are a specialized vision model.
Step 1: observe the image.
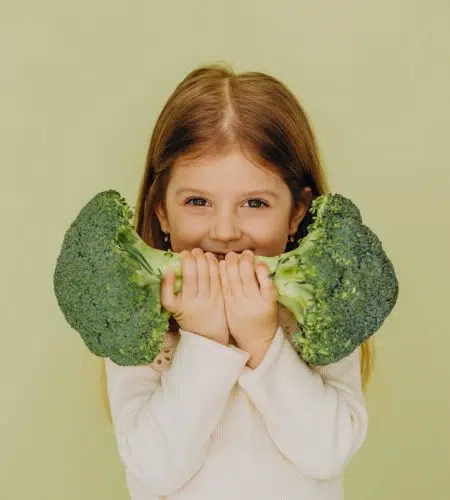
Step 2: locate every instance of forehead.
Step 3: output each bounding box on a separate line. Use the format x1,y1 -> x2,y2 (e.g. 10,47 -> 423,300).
169,151 -> 286,192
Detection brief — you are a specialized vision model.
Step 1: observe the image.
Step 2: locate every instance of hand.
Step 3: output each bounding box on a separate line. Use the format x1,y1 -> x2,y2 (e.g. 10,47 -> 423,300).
218,250 -> 279,354
161,248 -> 230,345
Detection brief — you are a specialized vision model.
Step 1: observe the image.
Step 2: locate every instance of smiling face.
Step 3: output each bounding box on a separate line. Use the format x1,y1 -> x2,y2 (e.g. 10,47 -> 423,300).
156,148 -> 312,258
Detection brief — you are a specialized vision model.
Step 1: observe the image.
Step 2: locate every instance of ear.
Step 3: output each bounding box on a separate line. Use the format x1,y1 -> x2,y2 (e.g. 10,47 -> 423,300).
155,202 -> 169,233
289,187 -> 313,235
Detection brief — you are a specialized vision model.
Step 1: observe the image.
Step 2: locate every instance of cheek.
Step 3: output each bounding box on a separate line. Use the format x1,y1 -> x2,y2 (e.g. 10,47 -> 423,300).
166,214 -> 208,251
169,226 -> 196,250
247,218 -> 289,253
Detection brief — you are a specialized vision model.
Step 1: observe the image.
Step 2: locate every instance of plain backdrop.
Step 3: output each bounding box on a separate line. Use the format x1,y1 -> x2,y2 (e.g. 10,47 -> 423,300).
1,1 -> 449,499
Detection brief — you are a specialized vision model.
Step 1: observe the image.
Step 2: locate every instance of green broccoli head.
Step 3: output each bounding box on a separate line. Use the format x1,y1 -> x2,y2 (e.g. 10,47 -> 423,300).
53,190 -> 182,365
258,193 -> 399,365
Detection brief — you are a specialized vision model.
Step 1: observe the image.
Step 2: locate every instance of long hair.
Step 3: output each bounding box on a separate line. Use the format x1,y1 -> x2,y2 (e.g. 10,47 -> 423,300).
101,62 -> 373,421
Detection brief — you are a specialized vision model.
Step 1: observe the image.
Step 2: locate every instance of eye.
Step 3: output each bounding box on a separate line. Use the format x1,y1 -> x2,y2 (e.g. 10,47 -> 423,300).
244,198 -> 269,208
186,197 -> 209,207
185,197 -> 269,208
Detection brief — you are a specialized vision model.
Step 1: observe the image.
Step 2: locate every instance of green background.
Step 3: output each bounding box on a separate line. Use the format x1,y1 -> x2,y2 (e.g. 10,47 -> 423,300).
1,0 -> 448,498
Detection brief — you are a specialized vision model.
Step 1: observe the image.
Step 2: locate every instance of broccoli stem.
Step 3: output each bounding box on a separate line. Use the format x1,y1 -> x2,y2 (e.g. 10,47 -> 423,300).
117,228 -> 183,293
255,247 -> 314,327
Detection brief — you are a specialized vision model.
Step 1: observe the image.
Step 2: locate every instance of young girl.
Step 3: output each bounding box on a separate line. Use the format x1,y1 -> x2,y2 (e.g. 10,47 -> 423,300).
104,62 -> 371,500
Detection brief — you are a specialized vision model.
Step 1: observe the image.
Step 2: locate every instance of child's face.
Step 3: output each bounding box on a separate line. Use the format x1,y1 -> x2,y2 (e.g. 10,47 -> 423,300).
156,149 -> 311,258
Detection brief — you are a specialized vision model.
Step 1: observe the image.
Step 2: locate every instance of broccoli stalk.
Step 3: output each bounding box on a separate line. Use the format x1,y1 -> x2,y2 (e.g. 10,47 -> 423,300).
53,190 -> 398,366
116,227 -> 183,294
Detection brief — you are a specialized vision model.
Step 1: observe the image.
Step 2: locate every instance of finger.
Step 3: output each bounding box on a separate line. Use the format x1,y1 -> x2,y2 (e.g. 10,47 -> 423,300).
181,250 -> 197,299
218,259 -> 230,298
160,270 -> 178,313
205,252 -> 220,297
191,248 -> 209,298
255,263 -> 278,302
225,252 -> 244,298
239,250 -> 260,297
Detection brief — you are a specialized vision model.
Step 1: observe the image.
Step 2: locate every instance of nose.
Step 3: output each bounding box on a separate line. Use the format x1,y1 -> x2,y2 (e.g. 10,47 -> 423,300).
209,209 -> 242,243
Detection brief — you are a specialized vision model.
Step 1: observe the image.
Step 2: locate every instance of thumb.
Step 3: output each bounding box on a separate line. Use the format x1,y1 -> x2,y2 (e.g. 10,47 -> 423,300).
160,271 -> 179,314
255,264 -> 278,302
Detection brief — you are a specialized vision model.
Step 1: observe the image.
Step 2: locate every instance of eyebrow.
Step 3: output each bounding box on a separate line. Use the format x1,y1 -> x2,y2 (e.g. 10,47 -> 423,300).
174,187 -> 281,199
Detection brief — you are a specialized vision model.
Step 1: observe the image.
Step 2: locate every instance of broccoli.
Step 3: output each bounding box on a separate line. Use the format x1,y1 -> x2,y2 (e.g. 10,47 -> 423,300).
53,191 -> 181,366
53,190 -> 398,366
257,193 -> 399,364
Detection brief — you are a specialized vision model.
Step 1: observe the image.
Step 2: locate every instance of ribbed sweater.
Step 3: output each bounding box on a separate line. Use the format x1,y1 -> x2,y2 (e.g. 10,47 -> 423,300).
105,307 -> 368,500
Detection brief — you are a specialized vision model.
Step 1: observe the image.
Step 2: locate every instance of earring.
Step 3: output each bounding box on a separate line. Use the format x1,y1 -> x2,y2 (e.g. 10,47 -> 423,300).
289,234 -> 295,243
163,232 -> 170,243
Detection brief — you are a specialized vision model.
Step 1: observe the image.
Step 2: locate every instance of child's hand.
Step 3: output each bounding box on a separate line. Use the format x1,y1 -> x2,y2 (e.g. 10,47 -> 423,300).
218,250 -> 279,353
161,248 -> 230,346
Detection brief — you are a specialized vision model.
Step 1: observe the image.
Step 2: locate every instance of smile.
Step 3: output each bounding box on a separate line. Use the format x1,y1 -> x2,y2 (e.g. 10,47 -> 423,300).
212,251 -> 249,261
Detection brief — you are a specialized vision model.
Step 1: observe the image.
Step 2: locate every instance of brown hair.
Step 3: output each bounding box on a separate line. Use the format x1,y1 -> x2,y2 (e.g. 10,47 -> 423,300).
101,62 -> 373,419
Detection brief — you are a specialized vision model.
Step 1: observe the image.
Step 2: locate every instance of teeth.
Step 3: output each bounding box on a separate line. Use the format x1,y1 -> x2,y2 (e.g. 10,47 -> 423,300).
214,253 -> 244,260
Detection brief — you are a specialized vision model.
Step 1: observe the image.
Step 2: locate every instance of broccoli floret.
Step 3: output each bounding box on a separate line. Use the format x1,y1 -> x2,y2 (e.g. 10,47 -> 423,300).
53,190 -> 398,367
257,193 -> 399,364
53,190 -> 182,365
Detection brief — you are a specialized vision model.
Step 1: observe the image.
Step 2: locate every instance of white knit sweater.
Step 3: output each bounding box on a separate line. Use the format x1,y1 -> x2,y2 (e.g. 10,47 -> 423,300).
105,307 -> 368,500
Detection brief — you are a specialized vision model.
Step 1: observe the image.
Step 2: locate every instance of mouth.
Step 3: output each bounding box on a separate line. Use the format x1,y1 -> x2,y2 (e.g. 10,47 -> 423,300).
212,251 -> 250,261
214,254 -> 227,261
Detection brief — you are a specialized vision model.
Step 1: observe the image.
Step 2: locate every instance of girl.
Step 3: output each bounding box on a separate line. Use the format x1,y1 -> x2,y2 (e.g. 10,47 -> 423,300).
104,62 -> 372,500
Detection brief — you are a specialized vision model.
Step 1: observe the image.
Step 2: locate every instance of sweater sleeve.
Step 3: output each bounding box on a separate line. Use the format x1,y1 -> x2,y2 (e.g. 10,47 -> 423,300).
237,325 -> 368,480
105,329 -> 250,497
